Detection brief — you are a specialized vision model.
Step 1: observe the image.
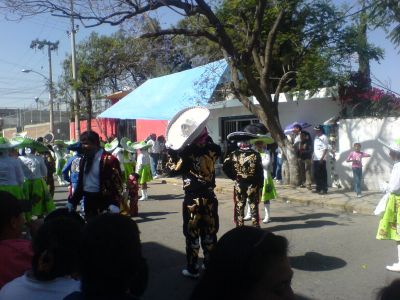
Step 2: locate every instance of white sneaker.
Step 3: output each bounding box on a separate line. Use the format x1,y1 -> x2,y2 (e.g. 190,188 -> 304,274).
357,194 -> 362,198
263,217 -> 271,224
153,175 -> 159,179
243,215 -> 252,221
182,269 -> 199,279
386,263 -> 400,272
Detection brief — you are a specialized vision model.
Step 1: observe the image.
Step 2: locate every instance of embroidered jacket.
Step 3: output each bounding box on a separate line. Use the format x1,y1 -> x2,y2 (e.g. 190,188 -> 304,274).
223,147 -> 263,187
70,150 -> 123,208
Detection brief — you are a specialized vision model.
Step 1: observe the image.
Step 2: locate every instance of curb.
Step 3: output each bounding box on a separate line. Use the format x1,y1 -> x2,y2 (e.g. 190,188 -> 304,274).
156,177 -> 376,216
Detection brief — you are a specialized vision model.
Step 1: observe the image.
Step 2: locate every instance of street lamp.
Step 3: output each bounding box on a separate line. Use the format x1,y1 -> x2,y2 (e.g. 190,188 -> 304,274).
21,68 -> 54,134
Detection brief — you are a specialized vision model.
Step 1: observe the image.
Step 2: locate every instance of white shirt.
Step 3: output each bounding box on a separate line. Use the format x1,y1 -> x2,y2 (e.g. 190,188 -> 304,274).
112,147 -> 124,171
313,134 -> 328,160
83,149 -> 103,193
389,161 -> 400,195
147,139 -> 161,154
260,151 -> 272,178
0,155 -> 25,185
0,273 -> 80,300
136,150 -> 150,173
19,154 -> 47,180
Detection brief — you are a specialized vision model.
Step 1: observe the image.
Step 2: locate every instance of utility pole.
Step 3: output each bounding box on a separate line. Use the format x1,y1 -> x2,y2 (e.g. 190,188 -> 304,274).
30,39 -> 59,134
69,0 -> 80,139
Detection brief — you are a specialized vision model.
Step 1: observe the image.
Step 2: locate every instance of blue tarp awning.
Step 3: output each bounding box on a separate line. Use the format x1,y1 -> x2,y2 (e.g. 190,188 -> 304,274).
98,59 -> 229,120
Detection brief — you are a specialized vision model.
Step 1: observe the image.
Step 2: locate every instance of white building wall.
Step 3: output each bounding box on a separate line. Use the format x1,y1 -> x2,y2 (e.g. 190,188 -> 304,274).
207,97 -> 341,143
336,117 -> 400,191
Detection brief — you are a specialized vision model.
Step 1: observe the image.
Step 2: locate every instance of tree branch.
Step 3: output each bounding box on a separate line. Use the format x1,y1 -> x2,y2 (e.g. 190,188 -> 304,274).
246,0 -> 267,56
140,28 -> 219,43
274,71 -> 297,103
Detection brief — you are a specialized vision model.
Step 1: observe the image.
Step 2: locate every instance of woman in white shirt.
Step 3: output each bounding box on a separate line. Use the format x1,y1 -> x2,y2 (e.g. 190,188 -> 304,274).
376,139 -> 400,271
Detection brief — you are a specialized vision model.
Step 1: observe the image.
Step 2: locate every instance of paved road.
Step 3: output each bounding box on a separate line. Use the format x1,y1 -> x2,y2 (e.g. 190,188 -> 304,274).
53,182 -> 399,300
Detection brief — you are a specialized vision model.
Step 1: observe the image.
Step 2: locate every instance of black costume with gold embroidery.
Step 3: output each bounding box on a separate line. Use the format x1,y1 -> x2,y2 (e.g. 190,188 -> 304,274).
223,146 -> 263,227
170,139 -> 221,274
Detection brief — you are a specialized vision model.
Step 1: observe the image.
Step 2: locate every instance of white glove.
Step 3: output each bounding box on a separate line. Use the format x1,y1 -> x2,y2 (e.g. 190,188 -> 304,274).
66,202 -> 75,212
108,204 -> 120,214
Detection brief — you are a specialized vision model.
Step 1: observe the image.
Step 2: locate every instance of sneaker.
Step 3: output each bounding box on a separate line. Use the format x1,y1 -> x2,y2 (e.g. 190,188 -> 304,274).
182,269 -> 200,279
357,194 -> 362,198
386,263 -> 400,272
299,184 -> 306,188
243,215 -> 252,221
153,175 -> 159,179
319,190 -> 327,195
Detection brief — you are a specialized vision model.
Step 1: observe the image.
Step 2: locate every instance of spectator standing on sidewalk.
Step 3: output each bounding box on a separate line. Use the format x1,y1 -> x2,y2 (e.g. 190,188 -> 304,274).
166,107 -> 221,279
312,125 -> 329,194
147,133 -> 161,178
294,131 -> 313,190
346,142 -> 371,197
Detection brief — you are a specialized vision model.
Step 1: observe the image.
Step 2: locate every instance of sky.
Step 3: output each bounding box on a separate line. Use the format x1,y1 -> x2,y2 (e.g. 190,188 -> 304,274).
0,2 -> 399,109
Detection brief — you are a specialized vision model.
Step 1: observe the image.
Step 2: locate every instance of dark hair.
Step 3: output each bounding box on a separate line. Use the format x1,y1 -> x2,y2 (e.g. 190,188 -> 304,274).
32,217 -> 83,281
377,279 -> 400,300
79,214 -> 148,298
44,208 -> 85,226
293,124 -> 302,130
190,227 -> 288,300
80,131 -> 100,147
0,192 -> 24,236
130,172 -> 140,180
354,142 -> 361,147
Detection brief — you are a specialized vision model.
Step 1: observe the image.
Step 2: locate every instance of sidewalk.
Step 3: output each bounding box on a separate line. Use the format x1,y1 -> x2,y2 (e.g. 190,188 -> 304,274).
156,176 -> 381,216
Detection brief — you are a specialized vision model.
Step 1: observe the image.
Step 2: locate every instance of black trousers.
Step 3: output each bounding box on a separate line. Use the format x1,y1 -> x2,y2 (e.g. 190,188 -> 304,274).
83,191 -> 108,219
182,190 -> 219,273
313,160 -> 327,192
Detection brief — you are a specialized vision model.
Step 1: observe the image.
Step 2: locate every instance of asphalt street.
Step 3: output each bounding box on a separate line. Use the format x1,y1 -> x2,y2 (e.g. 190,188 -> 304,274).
53,182 -> 400,300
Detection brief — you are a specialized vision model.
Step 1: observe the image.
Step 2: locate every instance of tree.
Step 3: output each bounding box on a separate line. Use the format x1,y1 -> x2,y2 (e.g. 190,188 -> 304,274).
1,0 -> 380,185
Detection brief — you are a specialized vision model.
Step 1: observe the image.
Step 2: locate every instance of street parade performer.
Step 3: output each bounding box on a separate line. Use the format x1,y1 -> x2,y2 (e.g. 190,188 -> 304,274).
166,106 -> 221,279
375,138 -> 400,272
223,124 -> 264,227
67,131 -> 123,219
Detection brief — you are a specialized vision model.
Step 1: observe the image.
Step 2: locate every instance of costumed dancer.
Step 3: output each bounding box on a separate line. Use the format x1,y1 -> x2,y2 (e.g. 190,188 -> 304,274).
36,137 -> 56,198
127,172 -> 140,217
250,127 -> 277,223
134,141 -> 153,201
0,137 -> 27,204
17,139 -> 55,218
166,107 -> 221,278
53,141 -> 68,186
375,138 -> 400,272
121,137 -> 137,183
68,131 -> 123,219
223,124 -> 264,227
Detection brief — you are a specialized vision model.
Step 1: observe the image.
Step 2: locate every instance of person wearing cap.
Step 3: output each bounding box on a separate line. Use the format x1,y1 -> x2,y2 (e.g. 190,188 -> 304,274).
68,131 -> 123,219
223,123 -> 264,228
294,131 -> 313,190
166,106 -> 221,279
312,125 -> 329,194
376,138 -> 400,272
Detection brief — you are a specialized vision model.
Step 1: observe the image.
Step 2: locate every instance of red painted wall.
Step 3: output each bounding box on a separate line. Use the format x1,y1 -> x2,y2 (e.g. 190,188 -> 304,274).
70,118 -> 167,142
70,118 -> 117,141
136,119 -> 168,142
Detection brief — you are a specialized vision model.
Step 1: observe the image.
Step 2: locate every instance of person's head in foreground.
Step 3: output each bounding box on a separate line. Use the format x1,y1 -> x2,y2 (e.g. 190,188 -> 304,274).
377,279 -> 400,300
190,226 -> 294,300
0,192 -> 25,241
72,214 -> 148,299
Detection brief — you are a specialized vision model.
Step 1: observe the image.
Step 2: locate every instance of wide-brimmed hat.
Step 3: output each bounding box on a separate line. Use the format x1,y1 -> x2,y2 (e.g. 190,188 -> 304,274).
53,139 -> 67,147
0,137 -> 21,150
11,136 -> 48,153
313,124 -> 324,131
132,141 -> 152,150
104,138 -> 119,152
166,106 -> 210,150
227,123 -> 270,141
250,135 -> 275,145
120,137 -> 136,153
379,138 -> 400,153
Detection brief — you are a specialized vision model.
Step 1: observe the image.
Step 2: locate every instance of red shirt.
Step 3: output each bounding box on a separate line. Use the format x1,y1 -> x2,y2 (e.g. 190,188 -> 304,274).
0,239 -> 32,288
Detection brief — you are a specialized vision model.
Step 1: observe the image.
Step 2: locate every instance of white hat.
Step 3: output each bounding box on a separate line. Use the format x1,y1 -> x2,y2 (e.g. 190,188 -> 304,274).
120,137 -> 136,153
104,138 -> 119,152
166,106 -> 210,150
132,141 -> 152,150
379,138 -> 400,153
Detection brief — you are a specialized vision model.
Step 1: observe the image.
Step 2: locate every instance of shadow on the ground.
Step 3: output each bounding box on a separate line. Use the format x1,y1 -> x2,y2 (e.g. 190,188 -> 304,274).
150,194 -> 184,201
290,251 -> 347,271
296,294 -> 314,300
142,242 -> 197,300
272,213 -> 338,223
266,220 -> 338,232
135,211 -> 178,223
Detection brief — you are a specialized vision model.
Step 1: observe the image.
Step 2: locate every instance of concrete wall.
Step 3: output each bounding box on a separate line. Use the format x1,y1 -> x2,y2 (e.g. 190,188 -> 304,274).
336,117 -> 400,191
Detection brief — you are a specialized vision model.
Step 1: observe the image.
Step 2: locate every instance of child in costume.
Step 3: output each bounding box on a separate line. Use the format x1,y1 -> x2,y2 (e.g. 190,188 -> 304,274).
346,142 -> 371,197
376,138 -> 400,272
127,173 -> 140,217
251,131 -> 276,223
135,142 -> 153,201
223,124 -> 264,227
